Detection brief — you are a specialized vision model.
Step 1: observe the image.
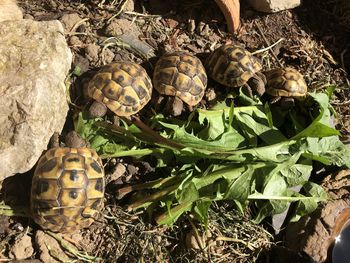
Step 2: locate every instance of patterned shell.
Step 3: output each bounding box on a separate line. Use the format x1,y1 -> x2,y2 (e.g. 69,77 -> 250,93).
87,62 -> 153,116
31,147 -> 105,233
153,52 -> 207,106
265,67 -> 307,97
205,44 -> 262,87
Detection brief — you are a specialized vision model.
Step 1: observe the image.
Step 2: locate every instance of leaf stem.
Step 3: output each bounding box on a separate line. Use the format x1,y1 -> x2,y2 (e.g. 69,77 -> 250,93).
129,116 -> 185,149
0,205 -> 30,217
127,184 -> 179,210
100,148 -> 162,159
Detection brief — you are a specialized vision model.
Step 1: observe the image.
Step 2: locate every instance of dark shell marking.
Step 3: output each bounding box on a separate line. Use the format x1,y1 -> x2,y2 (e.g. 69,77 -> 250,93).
205,44 -> 262,87
265,67 -> 307,97
153,51 -> 207,106
87,62 -> 153,116
31,147 -> 105,233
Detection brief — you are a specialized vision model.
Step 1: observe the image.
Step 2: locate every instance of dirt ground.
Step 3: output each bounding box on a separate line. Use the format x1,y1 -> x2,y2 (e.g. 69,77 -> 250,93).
1,0 -> 350,262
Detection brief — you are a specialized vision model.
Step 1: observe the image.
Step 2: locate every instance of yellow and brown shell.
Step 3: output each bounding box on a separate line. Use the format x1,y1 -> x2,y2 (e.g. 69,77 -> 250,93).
87,62 -> 153,116
205,44 -> 262,87
265,67 -> 307,97
153,52 -> 207,106
30,147 -> 105,233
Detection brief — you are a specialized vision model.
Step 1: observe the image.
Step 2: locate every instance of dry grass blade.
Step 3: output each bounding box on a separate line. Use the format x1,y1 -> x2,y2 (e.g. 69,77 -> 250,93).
47,232 -> 100,262
252,38 -> 285,55
107,0 -> 129,23
255,21 -> 283,67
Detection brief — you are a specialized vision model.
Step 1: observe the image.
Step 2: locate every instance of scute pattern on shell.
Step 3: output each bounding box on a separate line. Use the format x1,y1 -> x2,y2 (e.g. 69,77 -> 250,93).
206,44 -> 262,87
87,62 -> 153,116
153,52 -> 207,106
265,67 -> 307,97
31,147 -> 105,233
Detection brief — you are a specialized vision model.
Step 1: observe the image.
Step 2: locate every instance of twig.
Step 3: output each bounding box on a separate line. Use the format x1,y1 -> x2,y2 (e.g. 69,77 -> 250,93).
70,18 -> 89,33
107,0 -> 129,23
124,11 -> 162,18
340,48 -> 349,77
216,236 -> 256,250
187,216 -> 206,251
255,21 -> 283,67
252,38 -> 285,55
331,99 -> 350,106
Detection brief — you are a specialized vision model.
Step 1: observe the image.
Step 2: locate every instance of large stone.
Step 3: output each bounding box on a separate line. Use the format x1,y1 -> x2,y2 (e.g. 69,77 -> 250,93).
247,0 -> 301,13
0,19 -> 71,180
0,0 -> 23,22
285,169 -> 350,262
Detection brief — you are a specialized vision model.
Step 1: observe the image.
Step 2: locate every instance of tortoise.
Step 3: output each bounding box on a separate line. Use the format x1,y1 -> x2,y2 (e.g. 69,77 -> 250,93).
153,51 -> 207,116
264,67 -> 307,105
86,62 -> 183,149
30,138 -> 105,233
87,62 -> 153,117
205,44 -> 266,96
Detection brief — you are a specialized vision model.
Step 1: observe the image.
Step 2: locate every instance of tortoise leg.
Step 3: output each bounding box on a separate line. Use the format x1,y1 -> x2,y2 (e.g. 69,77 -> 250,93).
89,101 -> 108,118
242,83 -> 254,97
247,72 -> 266,96
164,96 -> 184,117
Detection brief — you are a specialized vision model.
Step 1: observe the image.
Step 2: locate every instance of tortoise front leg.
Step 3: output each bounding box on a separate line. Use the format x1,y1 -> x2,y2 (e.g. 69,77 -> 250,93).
245,72 -> 266,97
251,72 -> 266,96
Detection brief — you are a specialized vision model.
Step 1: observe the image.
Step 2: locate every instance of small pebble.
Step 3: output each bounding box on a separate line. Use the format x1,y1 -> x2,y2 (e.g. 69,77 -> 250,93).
110,163 -> 126,181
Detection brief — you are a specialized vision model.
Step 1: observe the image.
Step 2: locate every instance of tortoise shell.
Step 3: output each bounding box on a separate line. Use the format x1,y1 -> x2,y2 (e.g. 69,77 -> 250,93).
265,67 -> 307,97
31,147 -> 105,233
153,52 -> 207,106
87,62 -> 153,116
205,44 -> 262,87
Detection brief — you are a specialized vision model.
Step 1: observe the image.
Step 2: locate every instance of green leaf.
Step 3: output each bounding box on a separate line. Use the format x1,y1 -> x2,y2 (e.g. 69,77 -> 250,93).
156,202 -> 193,225
193,200 -> 212,226
160,122 -> 245,152
223,165 -> 255,206
293,92 -> 340,139
291,182 -> 328,222
233,107 -> 287,145
301,136 -> 350,167
198,108 -> 226,140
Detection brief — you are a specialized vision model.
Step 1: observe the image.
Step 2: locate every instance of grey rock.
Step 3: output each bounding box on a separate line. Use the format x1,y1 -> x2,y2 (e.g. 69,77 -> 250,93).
0,0 -> 23,22
105,19 -> 155,58
0,19 -> 71,180
247,0 -> 301,13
